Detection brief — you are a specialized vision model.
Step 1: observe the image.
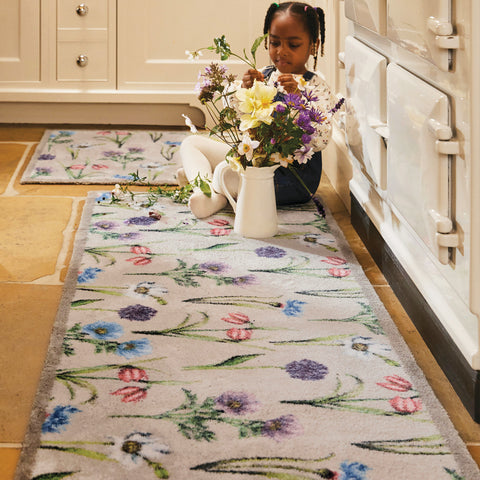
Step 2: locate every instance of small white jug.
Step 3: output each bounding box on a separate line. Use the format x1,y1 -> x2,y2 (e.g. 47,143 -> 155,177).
213,160 -> 280,238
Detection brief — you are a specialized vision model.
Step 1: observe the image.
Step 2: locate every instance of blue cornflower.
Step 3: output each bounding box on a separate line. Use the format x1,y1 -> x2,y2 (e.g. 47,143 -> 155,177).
77,267 -> 103,283
283,299 -> 306,317
82,321 -> 124,340
42,405 -> 81,433
117,338 -> 153,359
339,461 -> 371,480
114,174 -> 135,180
95,192 -> 112,202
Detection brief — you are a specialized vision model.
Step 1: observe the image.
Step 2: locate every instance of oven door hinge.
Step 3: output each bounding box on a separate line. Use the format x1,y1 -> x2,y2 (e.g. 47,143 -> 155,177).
429,210 -> 459,265
427,17 -> 460,50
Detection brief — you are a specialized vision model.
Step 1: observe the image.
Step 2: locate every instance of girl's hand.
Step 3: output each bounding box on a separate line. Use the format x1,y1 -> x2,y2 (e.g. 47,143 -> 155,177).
241,69 -> 264,88
277,74 -> 299,93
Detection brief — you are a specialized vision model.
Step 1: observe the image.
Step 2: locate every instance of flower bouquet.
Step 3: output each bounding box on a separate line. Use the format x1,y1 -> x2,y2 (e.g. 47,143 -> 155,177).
185,35 -> 344,182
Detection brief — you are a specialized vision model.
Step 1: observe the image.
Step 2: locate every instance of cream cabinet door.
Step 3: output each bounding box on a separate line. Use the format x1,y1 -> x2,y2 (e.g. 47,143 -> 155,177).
117,0 -> 271,94
0,0 -> 40,82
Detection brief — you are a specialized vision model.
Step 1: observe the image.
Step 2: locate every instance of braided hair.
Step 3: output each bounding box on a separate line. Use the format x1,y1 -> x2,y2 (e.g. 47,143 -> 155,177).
263,2 -> 325,69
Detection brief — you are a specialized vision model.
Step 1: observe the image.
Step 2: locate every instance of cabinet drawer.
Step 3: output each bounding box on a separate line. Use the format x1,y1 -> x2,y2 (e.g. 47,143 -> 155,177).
57,42 -> 109,81
57,0 -> 108,28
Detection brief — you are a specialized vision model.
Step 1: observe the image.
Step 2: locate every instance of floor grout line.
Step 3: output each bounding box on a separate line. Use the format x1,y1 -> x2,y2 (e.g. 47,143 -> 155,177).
31,197 -> 83,285
1,143 -> 35,197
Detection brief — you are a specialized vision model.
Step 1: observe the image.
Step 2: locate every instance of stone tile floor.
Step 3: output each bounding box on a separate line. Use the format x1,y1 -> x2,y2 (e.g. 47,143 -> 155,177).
1,125 -> 479,479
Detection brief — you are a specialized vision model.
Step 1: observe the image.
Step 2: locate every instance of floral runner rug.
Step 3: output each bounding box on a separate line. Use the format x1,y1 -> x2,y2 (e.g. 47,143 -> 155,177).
16,192 -> 480,480
21,129 -> 190,185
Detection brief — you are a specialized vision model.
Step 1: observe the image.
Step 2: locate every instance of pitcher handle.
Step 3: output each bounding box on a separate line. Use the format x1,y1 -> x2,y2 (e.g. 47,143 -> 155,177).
213,160 -> 237,213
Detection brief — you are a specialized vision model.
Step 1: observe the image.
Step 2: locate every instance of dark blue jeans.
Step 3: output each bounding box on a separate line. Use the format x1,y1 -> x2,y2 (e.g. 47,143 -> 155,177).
274,151 -> 322,205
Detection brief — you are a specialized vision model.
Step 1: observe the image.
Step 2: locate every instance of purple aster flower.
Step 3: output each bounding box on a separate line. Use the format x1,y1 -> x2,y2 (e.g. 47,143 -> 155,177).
94,220 -> 117,230
118,304 -> 157,321
296,112 -> 316,135
42,405 -> 81,434
261,414 -> 303,441
118,232 -> 140,241
283,93 -> 303,109
232,274 -> 257,286
309,108 -> 327,124
285,359 -> 328,380
215,391 -> 260,416
103,150 -> 123,157
283,299 -> 306,317
301,133 -> 312,145
116,338 -> 152,359
38,153 -> 56,160
125,216 -> 159,226
275,103 -> 286,113
302,89 -> 319,103
255,246 -> 286,258
199,262 -> 229,274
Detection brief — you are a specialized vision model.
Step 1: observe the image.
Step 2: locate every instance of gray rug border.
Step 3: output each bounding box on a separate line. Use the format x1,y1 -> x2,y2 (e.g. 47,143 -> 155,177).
14,191 -> 480,480
14,192 -> 100,480
20,129 -> 185,185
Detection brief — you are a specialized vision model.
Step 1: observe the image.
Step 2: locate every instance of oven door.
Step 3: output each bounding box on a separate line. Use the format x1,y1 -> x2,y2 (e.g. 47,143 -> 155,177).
344,0 -> 386,35
386,63 -> 455,264
386,0 -> 453,71
345,36 -> 387,189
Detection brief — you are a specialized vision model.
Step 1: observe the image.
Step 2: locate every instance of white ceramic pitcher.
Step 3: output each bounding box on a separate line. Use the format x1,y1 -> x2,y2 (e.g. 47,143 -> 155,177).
213,160 -> 280,238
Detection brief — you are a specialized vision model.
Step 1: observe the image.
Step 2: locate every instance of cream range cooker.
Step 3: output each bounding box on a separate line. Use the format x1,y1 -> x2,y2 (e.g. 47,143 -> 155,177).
342,0 -> 480,420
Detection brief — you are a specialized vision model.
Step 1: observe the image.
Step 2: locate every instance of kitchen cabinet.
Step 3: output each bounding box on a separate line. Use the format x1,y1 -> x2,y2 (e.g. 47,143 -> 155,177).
117,0 -> 270,92
0,0 -> 41,82
0,0 -> 271,123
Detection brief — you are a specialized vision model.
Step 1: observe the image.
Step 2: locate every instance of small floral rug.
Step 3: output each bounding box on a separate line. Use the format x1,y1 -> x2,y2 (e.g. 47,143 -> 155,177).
16,192 -> 480,480
21,129 -> 190,184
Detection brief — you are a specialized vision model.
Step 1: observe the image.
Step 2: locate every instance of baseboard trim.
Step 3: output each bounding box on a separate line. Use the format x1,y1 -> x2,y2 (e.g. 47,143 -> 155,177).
350,193 -> 480,422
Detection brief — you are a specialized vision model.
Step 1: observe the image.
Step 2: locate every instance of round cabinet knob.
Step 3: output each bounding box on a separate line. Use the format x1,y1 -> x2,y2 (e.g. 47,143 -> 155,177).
76,55 -> 88,67
76,4 -> 89,16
